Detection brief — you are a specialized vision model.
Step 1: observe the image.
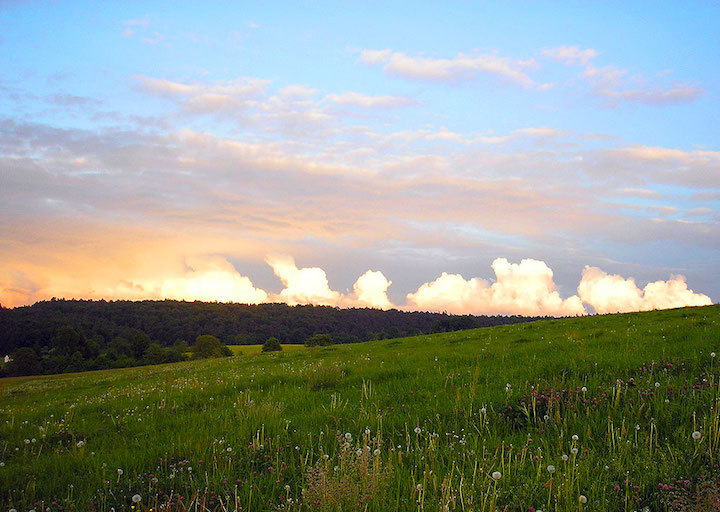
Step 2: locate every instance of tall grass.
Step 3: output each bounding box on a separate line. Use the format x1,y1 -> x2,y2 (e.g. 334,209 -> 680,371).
1,305 -> 719,511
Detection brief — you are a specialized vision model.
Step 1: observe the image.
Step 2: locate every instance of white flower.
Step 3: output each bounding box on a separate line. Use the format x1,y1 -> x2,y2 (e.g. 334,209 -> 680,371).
323,454 -> 329,460
24,439 -> 30,445
132,494 -> 141,503
579,495 -> 587,504
547,465 -> 556,474
492,471 -> 502,480
692,431 -> 702,440
117,468 -> 124,476
581,386 -> 587,392
416,483 -> 422,491
0,461 -> 5,467
344,432 -> 352,441
543,414 -> 549,421
480,407 -> 487,414
414,427 -> 421,434
712,352 -> 716,358
226,447 -> 232,452
356,449 -> 362,456
655,382 -> 660,388
562,454 -> 568,461
373,448 -> 381,456
571,448 -> 579,455
285,484 -> 291,492
571,434 -> 579,441
76,440 -> 85,448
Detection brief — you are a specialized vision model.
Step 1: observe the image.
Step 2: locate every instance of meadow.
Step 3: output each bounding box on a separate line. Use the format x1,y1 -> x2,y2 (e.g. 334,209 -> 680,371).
1,305 -> 719,511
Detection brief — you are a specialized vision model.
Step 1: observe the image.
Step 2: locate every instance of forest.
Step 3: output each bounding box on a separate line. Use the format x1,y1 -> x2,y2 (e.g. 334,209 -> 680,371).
0,299 -> 537,376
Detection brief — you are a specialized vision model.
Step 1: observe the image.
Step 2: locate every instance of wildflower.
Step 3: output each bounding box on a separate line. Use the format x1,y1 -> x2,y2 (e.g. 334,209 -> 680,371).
492,471 -> 502,480
24,439 -> 30,444
132,495 -> 141,503
76,440 -> 85,448
373,448 -> 381,456
655,382 -> 660,388
692,431 -> 702,440
579,495 -> 587,504
356,448 -> 363,456
571,448 -> 578,455
562,454 -> 568,461
0,462 -> 4,467
117,468 -> 124,476
414,427 -> 421,434
323,454 -> 329,460
571,434 -> 579,441
344,432 -> 352,441
547,465 -> 556,474
416,483 -> 422,491
226,447 -> 232,452
581,386 -> 587,392
712,352 -> 716,358
285,484 -> 291,492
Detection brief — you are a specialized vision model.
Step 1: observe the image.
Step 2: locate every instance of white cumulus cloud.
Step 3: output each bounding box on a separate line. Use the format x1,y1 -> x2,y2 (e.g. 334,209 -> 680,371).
577,266 -> 712,314
160,256 -> 268,304
406,258 -> 587,316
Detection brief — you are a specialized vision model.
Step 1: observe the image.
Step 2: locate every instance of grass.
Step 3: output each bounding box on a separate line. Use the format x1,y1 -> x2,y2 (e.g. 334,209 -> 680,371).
228,344 -> 307,356
1,305 -> 719,511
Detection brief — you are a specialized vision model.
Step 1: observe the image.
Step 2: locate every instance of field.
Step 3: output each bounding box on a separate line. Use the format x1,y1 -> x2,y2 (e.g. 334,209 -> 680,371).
228,345 -> 308,356
1,305 -> 719,511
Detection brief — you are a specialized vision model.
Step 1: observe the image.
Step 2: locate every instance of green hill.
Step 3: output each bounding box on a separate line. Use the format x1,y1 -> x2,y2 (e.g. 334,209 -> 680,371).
1,305 -> 719,511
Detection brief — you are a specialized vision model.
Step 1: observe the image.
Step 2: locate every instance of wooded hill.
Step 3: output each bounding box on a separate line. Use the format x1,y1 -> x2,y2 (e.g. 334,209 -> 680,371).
0,299 -> 536,354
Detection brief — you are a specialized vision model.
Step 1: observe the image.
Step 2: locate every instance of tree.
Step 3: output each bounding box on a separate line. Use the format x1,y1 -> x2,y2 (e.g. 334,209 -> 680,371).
305,333 -> 333,347
192,334 -> 232,359
262,337 -> 282,352
6,347 -> 41,376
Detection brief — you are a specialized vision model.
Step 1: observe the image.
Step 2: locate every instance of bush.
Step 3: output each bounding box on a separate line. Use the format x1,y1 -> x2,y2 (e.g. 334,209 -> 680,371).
262,337 -> 282,352
192,335 -> 233,359
305,333 -> 333,347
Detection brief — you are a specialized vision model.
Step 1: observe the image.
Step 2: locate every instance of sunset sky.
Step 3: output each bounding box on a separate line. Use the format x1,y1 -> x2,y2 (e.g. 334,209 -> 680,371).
1,1 -> 718,315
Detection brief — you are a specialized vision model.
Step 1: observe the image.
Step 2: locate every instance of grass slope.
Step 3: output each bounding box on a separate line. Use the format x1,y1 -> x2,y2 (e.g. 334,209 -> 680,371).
1,305 -> 719,511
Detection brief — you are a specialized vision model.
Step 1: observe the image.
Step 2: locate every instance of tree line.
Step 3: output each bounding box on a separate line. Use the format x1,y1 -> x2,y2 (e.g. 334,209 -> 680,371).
0,299 -> 538,376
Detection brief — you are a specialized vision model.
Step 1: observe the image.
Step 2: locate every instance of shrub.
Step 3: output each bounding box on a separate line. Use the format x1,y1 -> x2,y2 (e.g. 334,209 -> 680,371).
306,333 -> 333,347
262,337 -> 282,352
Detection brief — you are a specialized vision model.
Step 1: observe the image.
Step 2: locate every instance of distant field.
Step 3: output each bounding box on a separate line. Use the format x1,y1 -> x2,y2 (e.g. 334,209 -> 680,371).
1,305 -> 719,511
228,344 -> 307,355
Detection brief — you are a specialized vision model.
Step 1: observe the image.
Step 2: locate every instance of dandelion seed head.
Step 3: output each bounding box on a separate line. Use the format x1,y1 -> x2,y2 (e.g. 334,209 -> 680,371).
579,495 -> 587,504
132,495 -> 141,503
692,431 -> 702,440
492,471 -> 502,480
547,465 -> 556,474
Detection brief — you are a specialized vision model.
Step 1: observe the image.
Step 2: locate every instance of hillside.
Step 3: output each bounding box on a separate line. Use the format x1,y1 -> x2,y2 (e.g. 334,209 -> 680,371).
1,305 -> 719,511
0,299 -> 535,352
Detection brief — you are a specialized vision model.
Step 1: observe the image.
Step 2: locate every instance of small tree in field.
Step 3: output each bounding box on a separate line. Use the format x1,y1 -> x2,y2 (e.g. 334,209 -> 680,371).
305,333 -> 333,347
262,337 -> 282,352
192,335 -> 233,359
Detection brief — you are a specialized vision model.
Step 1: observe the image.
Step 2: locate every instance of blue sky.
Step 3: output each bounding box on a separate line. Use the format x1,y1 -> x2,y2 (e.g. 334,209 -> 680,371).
1,1 -> 718,314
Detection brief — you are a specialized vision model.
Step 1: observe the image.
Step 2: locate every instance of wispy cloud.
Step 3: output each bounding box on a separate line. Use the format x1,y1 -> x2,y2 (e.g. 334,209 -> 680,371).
327,91 -> 417,108
542,45 -> 703,106
360,49 -> 542,89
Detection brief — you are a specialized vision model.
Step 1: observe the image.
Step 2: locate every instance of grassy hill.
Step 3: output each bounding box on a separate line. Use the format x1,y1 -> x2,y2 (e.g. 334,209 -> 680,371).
1,305 -> 719,511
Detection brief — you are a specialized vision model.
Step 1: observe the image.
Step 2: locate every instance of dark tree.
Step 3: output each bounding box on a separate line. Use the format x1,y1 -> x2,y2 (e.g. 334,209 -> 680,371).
262,337 -> 282,352
305,333 -> 333,347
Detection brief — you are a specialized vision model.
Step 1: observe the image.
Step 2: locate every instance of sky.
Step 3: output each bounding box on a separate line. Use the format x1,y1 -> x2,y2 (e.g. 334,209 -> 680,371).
0,1 -> 718,315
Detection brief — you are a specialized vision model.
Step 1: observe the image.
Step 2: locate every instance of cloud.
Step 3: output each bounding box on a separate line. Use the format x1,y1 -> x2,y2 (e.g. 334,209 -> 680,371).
542,46 -> 600,66
348,270 -> 393,309
595,84 -> 703,106
327,91 -> 417,108
160,256 -> 268,303
266,254 -> 342,306
265,255 -> 394,309
360,49 -> 539,89
577,266 -> 712,314
406,258 -> 587,316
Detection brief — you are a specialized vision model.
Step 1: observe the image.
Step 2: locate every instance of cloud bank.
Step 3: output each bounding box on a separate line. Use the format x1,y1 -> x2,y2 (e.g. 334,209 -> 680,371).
577,266 -> 712,314
2,255 -> 711,317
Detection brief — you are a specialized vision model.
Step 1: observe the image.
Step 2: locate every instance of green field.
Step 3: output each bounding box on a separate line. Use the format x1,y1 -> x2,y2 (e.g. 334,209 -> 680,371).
228,344 -> 308,356
1,305 -> 719,511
